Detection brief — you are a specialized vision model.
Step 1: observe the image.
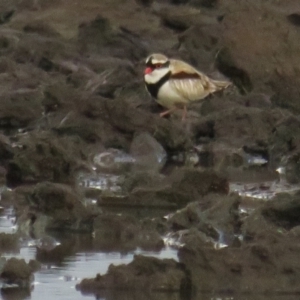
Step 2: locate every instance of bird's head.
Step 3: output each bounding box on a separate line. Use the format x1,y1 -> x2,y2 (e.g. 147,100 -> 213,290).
144,53 -> 171,84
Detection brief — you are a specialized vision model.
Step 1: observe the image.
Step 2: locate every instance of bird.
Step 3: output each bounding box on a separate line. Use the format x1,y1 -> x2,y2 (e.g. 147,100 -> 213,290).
143,53 -> 231,121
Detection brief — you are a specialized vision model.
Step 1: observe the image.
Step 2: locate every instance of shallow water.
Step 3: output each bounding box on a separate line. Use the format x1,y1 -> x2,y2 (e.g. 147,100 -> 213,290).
3,246 -> 178,300
230,177 -> 300,200
1,177 -> 300,300
0,202 -> 178,300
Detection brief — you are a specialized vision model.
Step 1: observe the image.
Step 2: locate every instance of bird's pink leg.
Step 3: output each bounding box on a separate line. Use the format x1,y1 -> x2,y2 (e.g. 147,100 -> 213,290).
159,107 -> 177,118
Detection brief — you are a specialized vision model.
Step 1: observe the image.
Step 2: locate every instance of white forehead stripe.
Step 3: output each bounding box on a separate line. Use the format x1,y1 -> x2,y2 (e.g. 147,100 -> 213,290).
151,58 -> 167,64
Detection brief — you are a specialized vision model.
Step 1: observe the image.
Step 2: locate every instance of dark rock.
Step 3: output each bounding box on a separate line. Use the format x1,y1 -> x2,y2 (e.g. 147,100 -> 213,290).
122,170 -> 165,193
128,168 -> 228,207
178,24 -> 222,75
196,106 -> 280,148
78,15 -> 148,61
0,88 -> 44,129
268,115 -> 300,182
18,181 -> 95,232
93,213 -> 164,252
0,133 -> 13,164
28,259 -> 41,272
178,229 -> 300,293
170,0 -> 219,8
167,194 -> 241,244
6,132 -> 86,186
153,4 -> 202,32
190,0 -> 219,8
0,233 -> 19,252
241,192 -> 300,243
93,214 -> 139,251
135,0 -> 153,7
287,13 -> 300,26
0,10 -> 14,25
0,258 -> 34,288
168,167 -> 229,197
261,192 -> 300,230
36,237 -> 75,264
23,21 -> 61,37
1,287 -> 31,300
284,151 -> 300,184
98,96 -> 192,151
76,255 -> 190,292
215,46 -> 253,94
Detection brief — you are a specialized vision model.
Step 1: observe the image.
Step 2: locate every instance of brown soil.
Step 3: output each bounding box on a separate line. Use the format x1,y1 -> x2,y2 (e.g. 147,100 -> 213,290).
0,0 -> 300,297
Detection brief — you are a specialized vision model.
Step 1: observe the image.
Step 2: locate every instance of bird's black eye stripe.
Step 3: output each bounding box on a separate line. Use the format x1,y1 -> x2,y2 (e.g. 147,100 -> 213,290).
146,59 -> 170,68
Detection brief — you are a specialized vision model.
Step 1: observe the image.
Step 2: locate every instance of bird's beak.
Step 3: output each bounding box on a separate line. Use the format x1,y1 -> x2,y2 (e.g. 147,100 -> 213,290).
144,67 -> 153,75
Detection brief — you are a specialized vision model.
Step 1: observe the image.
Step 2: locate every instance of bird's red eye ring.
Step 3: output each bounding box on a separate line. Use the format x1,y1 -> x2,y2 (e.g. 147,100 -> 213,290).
155,63 -> 162,68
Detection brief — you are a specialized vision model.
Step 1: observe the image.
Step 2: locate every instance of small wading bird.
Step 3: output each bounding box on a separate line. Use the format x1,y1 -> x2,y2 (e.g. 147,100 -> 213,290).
144,53 -> 231,121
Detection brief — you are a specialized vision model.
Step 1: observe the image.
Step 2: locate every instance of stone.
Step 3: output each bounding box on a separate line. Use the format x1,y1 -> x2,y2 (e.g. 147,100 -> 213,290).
130,132 -> 167,172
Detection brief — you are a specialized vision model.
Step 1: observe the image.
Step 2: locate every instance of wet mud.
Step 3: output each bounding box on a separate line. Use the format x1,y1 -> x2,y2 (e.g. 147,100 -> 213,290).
0,0 -> 300,299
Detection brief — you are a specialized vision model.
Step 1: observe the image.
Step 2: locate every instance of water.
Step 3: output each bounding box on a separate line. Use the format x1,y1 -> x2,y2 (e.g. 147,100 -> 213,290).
230,180 -> 300,200
0,200 -> 178,300
2,246 -> 178,300
1,175 -> 300,300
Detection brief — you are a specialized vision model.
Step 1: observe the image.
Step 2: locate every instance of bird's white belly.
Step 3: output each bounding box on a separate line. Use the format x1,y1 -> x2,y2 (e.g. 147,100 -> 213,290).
156,81 -> 189,109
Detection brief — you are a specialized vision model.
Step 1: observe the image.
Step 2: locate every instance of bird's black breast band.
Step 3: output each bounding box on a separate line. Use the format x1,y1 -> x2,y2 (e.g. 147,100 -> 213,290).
145,71 -> 171,99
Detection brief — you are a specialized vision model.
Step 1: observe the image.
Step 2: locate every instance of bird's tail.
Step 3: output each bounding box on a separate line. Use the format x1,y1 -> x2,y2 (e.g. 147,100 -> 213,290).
211,79 -> 232,91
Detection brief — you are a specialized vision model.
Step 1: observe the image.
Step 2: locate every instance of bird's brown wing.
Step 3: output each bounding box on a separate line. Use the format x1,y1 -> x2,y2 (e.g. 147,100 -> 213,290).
169,59 -> 220,101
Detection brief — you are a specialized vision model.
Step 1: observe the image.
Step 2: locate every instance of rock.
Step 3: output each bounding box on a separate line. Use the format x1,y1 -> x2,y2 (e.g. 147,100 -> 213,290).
35,237 -> 75,264
284,151 -> 300,184
35,236 -> 61,251
0,287 -> 31,300
6,132 -> 86,187
0,10 -> 14,25
0,88 -> 44,129
189,0 -> 219,8
93,213 -> 139,251
153,4 -> 202,32
178,24 -> 223,75
99,96 -> 192,151
167,167 -> 229,198
78,15 -> 148,61
76,255 -> 190,292
128,167 -> 228,207
268,115 -> 300,181
135,0 -> 153,7
17,181 -> 95,232
0,258 -> 35,288
195,106 -> 280,148
93,149 -> 135,173
178,227 -> 300,293
287,13 -> 300,27
260,192 -> 300,231
0,233 -> 19,253
0,133 -> 13,165
130,132 -> 167,172
23,20 -> 61,37
93,213 -> 164,251
167,194 -> 241,245
167,201 -> 219,239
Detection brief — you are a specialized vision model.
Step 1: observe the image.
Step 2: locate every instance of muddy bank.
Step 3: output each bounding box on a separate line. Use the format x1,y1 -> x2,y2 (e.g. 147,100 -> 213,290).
0,0 -> 300,298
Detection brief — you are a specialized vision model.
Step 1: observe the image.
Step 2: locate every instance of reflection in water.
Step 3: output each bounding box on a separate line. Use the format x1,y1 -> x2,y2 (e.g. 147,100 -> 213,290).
1,182 -> 300,300
3,245 -> 178,300
230,180 -> 300,200
0,202 -> 178,300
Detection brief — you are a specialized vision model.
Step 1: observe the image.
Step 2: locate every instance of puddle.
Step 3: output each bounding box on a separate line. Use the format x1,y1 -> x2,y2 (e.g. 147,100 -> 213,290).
0,195 -> 178,300
2,246 -> 178,300
1,174 -> 300,300
230,180 -> 300,200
